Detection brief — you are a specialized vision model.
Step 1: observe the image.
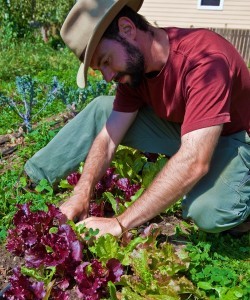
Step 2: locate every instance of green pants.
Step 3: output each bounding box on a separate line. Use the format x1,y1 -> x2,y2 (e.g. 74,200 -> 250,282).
25,96 -> 250,233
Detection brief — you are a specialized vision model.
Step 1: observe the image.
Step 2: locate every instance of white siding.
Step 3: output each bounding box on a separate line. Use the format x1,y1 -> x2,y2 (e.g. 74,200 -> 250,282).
139,0 -> 250,29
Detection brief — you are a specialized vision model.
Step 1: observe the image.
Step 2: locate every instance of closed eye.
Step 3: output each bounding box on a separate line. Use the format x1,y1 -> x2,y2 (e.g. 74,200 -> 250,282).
102,57 -> 110,67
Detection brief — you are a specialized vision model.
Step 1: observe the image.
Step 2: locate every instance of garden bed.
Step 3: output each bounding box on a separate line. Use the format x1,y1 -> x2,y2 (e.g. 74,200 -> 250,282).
0,36 -> 249,300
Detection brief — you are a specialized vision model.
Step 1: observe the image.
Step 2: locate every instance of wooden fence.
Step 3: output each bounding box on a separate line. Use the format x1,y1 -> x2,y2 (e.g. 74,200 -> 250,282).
208,28 -> 250,66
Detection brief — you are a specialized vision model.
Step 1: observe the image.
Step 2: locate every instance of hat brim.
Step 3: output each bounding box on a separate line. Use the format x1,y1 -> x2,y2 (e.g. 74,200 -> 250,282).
77,0 -> 144,88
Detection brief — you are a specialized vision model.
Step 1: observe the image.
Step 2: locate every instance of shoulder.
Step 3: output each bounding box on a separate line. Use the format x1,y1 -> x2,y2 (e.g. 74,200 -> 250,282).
166,27 -> 232,58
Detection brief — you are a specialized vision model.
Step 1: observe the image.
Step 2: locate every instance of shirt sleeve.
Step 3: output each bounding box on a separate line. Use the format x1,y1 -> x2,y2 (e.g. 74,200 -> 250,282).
181,54 -> 232,135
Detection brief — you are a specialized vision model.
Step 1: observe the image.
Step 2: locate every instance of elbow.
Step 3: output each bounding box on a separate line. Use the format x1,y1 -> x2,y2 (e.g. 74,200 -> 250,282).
194,162 -> 210,180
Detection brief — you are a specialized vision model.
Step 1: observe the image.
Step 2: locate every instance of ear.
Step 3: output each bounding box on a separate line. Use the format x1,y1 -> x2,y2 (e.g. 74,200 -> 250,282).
118,17 -> 137,41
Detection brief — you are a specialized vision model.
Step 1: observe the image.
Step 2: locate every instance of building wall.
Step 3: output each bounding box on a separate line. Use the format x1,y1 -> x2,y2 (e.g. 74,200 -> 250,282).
139,0 -> 250,29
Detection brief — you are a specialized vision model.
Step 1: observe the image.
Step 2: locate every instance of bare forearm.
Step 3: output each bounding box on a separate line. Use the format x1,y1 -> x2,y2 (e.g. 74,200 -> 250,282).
119,151 -> 206,229
74,130 -> 116,198
73,110 -> 138,199
80,126 -> 222,237
60,110 -> 138,222
118,126 -> 222,230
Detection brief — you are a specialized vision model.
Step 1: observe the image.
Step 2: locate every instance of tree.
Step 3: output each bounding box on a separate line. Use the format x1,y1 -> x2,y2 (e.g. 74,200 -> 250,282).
0,0 -> 75,41
34,0 -> 75,42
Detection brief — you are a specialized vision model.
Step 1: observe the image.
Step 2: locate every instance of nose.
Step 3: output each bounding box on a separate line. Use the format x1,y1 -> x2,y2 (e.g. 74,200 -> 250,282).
101,67 -> 115,83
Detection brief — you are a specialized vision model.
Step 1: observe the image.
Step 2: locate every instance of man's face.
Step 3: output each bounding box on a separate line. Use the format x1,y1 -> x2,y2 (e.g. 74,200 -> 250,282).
90,36 -> 145,88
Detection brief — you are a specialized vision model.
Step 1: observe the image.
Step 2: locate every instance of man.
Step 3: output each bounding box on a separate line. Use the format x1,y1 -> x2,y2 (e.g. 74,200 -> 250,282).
24,0 -> 250,236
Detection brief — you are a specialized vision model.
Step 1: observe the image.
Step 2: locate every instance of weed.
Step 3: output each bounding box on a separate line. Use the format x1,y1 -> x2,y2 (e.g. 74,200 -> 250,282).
186,232 -> 250,299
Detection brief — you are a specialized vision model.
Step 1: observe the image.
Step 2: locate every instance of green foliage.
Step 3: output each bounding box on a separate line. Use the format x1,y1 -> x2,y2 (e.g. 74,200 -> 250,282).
0,38 -> 78,83
0,74 -> 115,133
34,1 -> 75,26
35,178 -> 53,195
21,266 -> 56,286
119,241 -> 206,299
113,147 -> 147,181
142,156 -> 167,188
108,281 -> 119,300
48,77 -> 115,108
64,221 -> 96,244
0,169 -> 61,241
0,33 -> 117,240
86,232 -> 207,298
0,124 -> 64,241
0,0 -> 33,39
0,15 -> 18,48
186,232 -> 250,299
1,75 -> 37,132
89,234 -> 147,266
0,36 -> 249,299
0,0 -> 75,39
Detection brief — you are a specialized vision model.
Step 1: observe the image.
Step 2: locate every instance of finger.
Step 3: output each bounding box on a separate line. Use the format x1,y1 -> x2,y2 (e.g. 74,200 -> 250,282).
79,211 -> 88,221
59,203 -> 79,220
58,210 -> 76,225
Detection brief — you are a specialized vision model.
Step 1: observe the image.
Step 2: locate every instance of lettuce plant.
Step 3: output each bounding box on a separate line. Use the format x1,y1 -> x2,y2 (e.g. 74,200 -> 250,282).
4,203 -> 123,299
75,258 -> 123,299
66,167 -> 142,217
4,267 -> 46,300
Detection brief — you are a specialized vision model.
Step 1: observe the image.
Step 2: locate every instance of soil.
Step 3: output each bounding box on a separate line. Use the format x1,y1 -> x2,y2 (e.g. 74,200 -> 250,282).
0,245 -> 22,291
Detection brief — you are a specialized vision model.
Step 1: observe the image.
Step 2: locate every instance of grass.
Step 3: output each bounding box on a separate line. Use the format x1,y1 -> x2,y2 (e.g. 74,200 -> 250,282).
0,37 -> 79,89
0,35 -> 249,299
0,36 -> 79,134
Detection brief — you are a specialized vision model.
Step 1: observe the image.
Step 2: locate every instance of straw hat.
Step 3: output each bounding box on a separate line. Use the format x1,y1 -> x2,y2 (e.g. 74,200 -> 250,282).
60,0 -> 144,88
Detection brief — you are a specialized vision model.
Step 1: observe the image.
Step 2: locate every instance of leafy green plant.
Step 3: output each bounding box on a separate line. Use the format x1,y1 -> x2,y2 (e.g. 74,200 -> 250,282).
0,0 -> 32,39
118,242 -> 206,299
1,35 -> 249,300
47,77 -> 115,109
4,203 -> 208,299
4,203 -> 123,299
0,37 -> 78,84
0,0 -> 75,40
34,1 -> 75,28
0,73 -> 115,133
0,15 -> 17,48
141,155 -> 168,188
112,147 -> 147,181
186,232 -> 250,299
0,75 -> 60,132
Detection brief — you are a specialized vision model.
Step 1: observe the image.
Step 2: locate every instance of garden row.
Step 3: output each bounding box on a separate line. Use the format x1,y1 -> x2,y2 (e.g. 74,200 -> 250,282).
0,36 -> 249,299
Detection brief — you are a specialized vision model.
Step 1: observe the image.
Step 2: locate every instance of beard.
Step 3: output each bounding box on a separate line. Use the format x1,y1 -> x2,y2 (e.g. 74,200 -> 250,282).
113,36 -> 145,88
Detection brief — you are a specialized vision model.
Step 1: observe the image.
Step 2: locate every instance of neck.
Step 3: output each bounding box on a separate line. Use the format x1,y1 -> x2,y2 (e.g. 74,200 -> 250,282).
139,26 -> 169,73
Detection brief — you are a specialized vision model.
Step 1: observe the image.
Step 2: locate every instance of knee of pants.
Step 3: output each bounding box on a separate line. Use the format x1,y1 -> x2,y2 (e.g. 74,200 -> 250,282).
185,202 -> 222,233
91,96 -> 114,119
183,198 -> 239,234
183,196 -> 250,233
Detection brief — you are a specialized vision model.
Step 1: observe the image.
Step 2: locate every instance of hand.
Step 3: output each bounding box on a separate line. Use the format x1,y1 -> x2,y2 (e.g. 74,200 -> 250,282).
59,192 -> 89,222
77,217 -> 122,237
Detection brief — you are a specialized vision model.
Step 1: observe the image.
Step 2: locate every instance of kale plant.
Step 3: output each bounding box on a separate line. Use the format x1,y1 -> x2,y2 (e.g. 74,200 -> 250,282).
0,75 -> 37,132
48,77 -> 116,107
0,75 -> 115,133
0,75 -> 62,132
